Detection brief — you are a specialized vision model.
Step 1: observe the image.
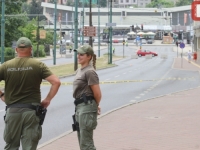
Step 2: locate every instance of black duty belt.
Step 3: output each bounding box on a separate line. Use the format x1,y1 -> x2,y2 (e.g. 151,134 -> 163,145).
74,96 -> 94,106
6,103 -> 37,111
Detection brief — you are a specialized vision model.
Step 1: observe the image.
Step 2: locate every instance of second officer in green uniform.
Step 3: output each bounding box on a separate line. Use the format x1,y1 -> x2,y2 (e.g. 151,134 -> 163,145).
73,45 -> 102,150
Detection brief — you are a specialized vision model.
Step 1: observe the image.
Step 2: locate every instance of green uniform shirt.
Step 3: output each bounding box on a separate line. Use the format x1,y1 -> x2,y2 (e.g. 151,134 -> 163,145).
73,65 -> 99,99
0,57 -> 52,105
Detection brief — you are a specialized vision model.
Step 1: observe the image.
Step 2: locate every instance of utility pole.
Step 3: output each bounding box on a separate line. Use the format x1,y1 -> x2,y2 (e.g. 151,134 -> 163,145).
59,15 -> 62,56
82,0 -> 85,45
109,0 -> 112,64
53,0 -> 57,65
36,11 -> 40,57
74,0 -> 78,70
89,0 -> 93,47
98,0 -> 100,57
1,0 -> 5,63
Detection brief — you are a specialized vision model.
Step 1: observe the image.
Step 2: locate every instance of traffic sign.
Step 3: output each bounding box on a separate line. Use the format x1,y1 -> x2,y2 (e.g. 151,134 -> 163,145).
179,42 -> 185,49
106,23 -> 116,26
83,26 -> 96,37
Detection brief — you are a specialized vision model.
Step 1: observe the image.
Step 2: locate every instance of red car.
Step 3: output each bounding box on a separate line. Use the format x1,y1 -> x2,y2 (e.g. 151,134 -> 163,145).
137,49 -> 158,57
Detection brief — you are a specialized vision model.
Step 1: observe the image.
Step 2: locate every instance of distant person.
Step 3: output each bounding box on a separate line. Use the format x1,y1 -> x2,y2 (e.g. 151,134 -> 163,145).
73,45 -> 102,150
188,50 -> 192,63
69,44 -> 73,53
112,45 -> 115,54
125,41 -> 128,46
0,37 -> 61,150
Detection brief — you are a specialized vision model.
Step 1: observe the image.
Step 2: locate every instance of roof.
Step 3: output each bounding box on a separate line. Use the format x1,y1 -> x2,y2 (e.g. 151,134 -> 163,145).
41,2 -> 191,13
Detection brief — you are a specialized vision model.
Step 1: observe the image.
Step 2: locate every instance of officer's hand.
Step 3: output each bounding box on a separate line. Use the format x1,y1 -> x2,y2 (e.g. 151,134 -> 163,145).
41,99 -> 51,108
97,106 -> 101,115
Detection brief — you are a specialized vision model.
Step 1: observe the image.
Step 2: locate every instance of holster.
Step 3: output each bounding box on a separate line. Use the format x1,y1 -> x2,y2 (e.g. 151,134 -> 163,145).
36,106 -> 47,125
4,104 -> 47,125
72,114 -> 79,132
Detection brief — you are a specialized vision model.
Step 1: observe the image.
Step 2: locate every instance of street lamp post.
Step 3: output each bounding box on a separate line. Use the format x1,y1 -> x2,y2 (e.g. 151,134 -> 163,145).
1,0 -> 5,63
81,0 -> 85,45
74,0 -> 78,71
109,0 -> 112,64
53,0 -> 57,65
98,0 -> 100,57
36,5 -> 40,58
89,0 -> 93,47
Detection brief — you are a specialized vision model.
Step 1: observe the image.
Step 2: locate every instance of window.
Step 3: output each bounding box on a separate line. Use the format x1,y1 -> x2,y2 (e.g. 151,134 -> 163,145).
126,0 -> 129,2
121,0 -> 123,3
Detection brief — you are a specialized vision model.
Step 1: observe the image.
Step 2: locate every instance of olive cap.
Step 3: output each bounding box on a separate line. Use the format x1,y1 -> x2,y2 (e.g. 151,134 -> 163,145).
76,45 -> 94,55
16,37 -> 32,48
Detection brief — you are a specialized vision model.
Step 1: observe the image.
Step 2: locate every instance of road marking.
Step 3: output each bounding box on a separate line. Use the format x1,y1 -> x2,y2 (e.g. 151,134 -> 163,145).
135,96 -> 141,98
130,100 -> 137,103
123,72 -> 127,74
115,75 -> 119,77
0,77 -> 195,86
0,109 -> 5,113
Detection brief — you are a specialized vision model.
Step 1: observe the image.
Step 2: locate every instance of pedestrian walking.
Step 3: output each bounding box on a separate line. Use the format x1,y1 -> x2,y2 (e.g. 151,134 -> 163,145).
125,40 -> 128,46
0,37 -> 61,150
69,44 -> 72,53
112,45 -> 115,54
188,50 -> 192,63
73,45 -> 102,150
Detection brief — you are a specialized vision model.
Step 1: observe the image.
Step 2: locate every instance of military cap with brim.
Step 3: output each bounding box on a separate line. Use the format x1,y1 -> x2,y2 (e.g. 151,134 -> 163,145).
75,45 -> 94,55
16,37 -> 32,48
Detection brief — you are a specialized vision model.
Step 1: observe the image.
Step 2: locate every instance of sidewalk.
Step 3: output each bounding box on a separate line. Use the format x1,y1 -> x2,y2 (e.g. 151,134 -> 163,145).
37,56 -> 200,150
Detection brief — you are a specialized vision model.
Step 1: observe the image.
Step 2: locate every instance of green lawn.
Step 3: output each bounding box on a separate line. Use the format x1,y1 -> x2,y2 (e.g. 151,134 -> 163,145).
49,54 -> 122,77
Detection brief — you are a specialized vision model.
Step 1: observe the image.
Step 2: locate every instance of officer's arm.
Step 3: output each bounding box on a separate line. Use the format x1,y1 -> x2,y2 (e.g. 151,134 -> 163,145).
90,84 -> 101,106
41,75 -> 61,108
0,90 -> 5,102
0,80 -> 5,102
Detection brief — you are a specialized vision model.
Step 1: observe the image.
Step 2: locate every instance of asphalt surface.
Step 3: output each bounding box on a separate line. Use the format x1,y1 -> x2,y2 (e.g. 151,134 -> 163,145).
37,55 -> 200,150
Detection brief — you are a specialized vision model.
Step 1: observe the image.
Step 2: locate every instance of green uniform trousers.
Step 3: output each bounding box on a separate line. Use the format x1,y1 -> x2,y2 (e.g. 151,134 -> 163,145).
4,107 -> 42,150
75,100 -> 98,150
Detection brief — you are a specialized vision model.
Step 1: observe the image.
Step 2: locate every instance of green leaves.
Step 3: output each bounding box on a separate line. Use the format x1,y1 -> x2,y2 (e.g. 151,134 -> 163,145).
146,0 -> 174,8
175,0 -> 193,7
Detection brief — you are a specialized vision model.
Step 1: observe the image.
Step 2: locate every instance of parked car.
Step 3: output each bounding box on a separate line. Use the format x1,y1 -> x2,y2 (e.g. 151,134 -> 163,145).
133,39 -> 147,44
137,49 -> 158,57
147,39 -> 154,44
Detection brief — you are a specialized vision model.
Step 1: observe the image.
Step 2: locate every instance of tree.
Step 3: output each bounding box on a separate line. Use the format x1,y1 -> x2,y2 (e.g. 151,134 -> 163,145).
18,19 -> 37,42
0,0 -> 28,47
66,0 -> 73,6
176,0 -> 193,7
99,0 -> 107,7
29,0 -> 46,21
146,0 -> 174,8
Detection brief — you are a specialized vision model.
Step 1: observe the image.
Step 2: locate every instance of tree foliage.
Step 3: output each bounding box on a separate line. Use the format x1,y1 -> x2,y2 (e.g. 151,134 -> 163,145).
146,0 -> 174,8
28,0 -> 46,21
0,0 -> 28,46
175,0 -> 193,6
99,0 -> 107,7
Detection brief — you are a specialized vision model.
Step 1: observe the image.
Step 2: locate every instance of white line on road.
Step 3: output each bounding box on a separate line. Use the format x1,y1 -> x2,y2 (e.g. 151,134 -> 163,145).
135,96 -> 141,99
123,72 -> 127,74
105,78 -> 110,81
115,75 -> 119,78
0,109 -> 5,113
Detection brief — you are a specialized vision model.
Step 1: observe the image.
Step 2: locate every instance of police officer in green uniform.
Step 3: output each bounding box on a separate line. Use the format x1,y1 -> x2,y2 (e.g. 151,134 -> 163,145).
73,45 -> 102,150
0,37 -> 61,150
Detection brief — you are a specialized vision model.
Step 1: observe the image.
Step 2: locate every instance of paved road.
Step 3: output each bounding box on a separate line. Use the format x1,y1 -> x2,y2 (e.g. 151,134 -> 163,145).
0,45 -> 199,149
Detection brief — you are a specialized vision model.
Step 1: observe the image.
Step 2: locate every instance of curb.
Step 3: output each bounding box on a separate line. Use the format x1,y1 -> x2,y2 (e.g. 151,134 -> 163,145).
37,86 -> 200,149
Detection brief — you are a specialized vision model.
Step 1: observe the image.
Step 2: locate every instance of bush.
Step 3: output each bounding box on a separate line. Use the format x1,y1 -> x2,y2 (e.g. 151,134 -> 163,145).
0,47 -> 15,62
32,45 -> 46,57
